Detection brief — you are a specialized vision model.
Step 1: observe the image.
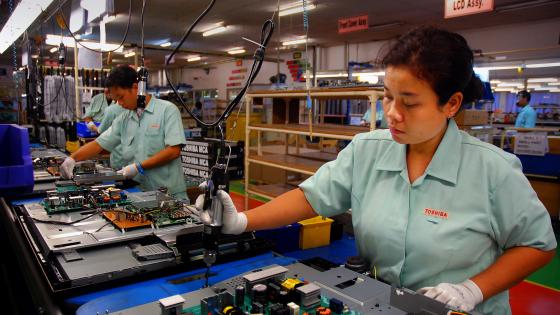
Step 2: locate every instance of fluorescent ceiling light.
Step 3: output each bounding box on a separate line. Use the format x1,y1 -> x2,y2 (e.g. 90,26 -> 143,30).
228,48 -> 246,55
160,42 -> 171,47
282,38 -> 307,46
351,71 -> 385,76
124,51 -> 135,58
489,80 -> 501,84
527,77 -> 558,83
527,84 -> 542,89
45,34 -> 123,52
203,26 -> 228,37
474,66 -> 519,71
493,88 -> 517,92
279,2 -> 316,17
497,83 -> 523,87
49,47 -> 58,53
187,56 -> 201,62
549,89 -> 560,93
548,82 -> 560,86
526,62 -> 560,68
0,0 -> 54,54
534,87 -> 554,91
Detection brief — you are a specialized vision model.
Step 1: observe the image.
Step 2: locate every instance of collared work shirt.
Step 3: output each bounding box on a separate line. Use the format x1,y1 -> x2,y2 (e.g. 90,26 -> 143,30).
84,93 -> 110,121
98,103 -> 129,169
96,97 -> 187,200
514,105 -> 537,128
300,119 -> 556,315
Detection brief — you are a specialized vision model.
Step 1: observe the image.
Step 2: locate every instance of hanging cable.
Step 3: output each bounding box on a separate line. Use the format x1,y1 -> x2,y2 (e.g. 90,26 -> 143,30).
302,0 -> 313,139
136,0 -> 148,109
164,0 -> 274,128
56,0 -> 132,53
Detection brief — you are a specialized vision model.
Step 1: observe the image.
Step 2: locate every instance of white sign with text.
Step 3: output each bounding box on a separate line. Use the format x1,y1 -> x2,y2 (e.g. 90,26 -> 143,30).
444,0 -> 494,19
514,132 -> 548,156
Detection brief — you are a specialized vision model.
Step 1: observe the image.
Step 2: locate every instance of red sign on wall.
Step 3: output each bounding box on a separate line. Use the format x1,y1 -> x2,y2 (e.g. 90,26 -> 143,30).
338,15 -> 368,34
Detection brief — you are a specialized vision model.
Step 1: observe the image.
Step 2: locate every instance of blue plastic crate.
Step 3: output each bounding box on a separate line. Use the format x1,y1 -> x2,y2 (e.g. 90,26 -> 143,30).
76,121 -> 101,138
255,223 -> 301,253
0,124 -> 34,196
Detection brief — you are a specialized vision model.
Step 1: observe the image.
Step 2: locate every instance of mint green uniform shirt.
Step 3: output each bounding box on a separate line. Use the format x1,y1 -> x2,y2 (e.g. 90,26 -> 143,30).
84,93 -> 110,122
96,97 -> 188,200
98,103 -> 129,169
300,119 -> 556,315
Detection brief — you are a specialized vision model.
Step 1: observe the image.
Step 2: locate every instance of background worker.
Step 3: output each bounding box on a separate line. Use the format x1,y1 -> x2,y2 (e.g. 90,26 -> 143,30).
514,90 -> 537,128
97,100 -> 129,169
83,87 -> 113,133
61,65 -> 188,200
195,27 -> 556,315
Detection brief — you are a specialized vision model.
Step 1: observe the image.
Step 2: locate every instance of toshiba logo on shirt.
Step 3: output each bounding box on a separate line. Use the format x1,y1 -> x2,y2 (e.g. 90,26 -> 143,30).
150,124 -> 160,129
424,208 -> 449,219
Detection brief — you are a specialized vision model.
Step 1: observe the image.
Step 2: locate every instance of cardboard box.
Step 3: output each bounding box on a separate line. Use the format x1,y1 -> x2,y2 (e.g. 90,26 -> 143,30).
455,110 -> 489,126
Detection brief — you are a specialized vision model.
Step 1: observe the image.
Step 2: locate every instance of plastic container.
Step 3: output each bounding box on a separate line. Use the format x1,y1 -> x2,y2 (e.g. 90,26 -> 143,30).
255,223 -> 301,253
76,121 -> 100,138
0,124 -> 34,196
298,216 -> 334,249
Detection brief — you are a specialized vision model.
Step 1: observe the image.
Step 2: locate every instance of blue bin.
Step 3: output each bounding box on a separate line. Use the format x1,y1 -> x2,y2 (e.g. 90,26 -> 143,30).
255,223 -> 301,253
0,124 -> 34,196
76,121 -> 101,138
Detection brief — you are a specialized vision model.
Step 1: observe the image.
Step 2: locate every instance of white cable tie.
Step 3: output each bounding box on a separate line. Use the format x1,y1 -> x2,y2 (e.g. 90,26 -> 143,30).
242,37 -> 265,49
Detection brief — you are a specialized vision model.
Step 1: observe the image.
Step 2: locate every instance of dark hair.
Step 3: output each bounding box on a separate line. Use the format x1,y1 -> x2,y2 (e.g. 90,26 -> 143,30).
517,90 -> 531,102
381,26 -> 483,106
195,101 -> 202,109
105,65 -> 138,89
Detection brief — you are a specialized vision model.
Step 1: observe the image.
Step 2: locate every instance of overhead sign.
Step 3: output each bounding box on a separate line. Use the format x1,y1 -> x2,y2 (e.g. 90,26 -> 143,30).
338,15 -> 368,34
444,0 -> 494,19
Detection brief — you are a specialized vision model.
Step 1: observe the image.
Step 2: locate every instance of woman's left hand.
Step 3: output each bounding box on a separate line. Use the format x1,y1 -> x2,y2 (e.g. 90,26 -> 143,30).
417,279 -> 483,312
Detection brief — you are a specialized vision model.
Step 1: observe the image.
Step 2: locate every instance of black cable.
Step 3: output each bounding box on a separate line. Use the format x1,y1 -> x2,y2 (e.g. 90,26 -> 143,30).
164,0 -> 275,128
32,208 -> 100,225
141,0 -> 146,67
56,0 -> 132,53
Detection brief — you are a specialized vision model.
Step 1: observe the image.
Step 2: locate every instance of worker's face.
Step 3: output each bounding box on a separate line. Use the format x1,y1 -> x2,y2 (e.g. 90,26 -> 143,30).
516,94 -> 528,107
109,84 -> 138,110
382,66 -> 461,145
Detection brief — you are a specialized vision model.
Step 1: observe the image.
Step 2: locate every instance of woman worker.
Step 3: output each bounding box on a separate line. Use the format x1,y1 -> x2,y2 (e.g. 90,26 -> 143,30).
196,27 -> 556,314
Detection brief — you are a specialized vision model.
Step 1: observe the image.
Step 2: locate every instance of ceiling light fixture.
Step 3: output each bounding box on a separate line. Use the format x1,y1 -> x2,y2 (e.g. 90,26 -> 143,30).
202,26 -> 228,37
282,37 -> 307,46
474,66 -> 519,71
497,83 -> 523,87
188,56 -> 201,62
45,34 -> 124,52
526,62 -> 560,68
227,48 -> 246,55
124,51 -> 135,58
279,1 -> 316,17
548,82 -> 560,86
160,42 -> 172,47
527,78 -> 558,83
0,0 -> 54,54
49,47 -> 58,53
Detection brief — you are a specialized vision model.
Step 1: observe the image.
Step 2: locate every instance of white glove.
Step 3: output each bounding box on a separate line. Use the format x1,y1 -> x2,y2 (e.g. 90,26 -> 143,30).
194,182 -> 247,235
418,280 -> 483,312
60,157 -> 76,179
117,163 -> 139,179
86,121 -> 98,133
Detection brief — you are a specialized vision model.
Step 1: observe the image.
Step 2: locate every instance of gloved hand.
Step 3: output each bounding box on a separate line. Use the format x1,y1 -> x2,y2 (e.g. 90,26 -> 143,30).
60,157 -> 76,179
418,280 -> 483,312
117,163 -> 139,179
194,182 -> 247,235
86,121 -> 98,133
